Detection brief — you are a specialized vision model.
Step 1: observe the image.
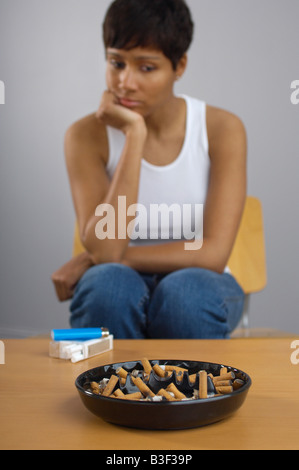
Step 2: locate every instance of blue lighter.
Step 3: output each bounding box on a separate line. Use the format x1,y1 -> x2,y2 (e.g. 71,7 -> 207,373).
51,327 -> 109,342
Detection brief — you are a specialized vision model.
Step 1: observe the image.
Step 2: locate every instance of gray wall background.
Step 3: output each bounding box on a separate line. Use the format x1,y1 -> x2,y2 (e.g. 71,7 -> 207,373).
0,0 -> 298,338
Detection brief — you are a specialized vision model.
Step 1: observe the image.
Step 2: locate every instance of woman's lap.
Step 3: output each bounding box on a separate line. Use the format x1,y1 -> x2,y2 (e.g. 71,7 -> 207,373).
70,263 -> 244,339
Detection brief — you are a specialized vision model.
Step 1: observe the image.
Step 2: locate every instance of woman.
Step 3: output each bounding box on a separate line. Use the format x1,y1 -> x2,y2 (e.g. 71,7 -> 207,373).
51,0 -> 247,339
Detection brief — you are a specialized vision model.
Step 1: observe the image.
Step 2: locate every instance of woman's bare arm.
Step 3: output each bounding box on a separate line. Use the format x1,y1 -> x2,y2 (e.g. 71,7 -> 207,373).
65,91 -> 147,265
51,91 -> 147,300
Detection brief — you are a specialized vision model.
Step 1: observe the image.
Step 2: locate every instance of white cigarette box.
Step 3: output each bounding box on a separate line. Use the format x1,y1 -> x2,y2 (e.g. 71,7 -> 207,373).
49,335 -> 113,362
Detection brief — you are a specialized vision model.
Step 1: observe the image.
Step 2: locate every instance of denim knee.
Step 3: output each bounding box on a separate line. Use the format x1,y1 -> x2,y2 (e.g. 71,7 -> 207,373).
147,268 -> 244,339
70,263 -> 149,338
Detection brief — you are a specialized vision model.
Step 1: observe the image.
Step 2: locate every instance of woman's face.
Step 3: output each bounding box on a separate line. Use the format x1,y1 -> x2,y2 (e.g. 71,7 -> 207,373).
105,46 -> 186,117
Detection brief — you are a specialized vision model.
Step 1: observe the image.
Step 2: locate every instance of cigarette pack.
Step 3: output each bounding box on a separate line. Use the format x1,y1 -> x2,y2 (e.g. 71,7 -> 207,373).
49,335 -> 113,363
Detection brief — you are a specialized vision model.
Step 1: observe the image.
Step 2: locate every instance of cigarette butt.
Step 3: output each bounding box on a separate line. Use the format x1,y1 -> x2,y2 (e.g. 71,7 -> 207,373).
157,388 -> 177,401
166,382 -> 186,400
141,358 -> 152,375
142,372 -> 150,382
164,365 -> 188,374
131,369 -> 140,378
132,376 -> 155,397
213,371 -> 235,383
149,395 -> 163,402
220,367 -> 228,376
215,385 -> 233,395
116,367 -> 128,385
121,392 -> 143,400
233,379 -> 244,390
116,367 -> 128,379
167,370 -> 184,382
102,374 -> 119,397
199,370 -> 208,399
90,381 -> 100,395
213,379 -> 232,387
188,373 -> 197,384
113,388 -> 125,398
153,363 -> 167,378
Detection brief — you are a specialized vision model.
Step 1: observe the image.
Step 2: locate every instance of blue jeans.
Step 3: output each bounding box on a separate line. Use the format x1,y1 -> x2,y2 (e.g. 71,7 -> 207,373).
70,263 -> 244,339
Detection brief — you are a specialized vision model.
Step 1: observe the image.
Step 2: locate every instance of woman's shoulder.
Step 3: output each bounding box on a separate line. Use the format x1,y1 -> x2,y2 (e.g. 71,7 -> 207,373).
66,112 -> 107,143
205,105 -> 247,165
206,105 -> 246,142
183,95 -> 246,139
65,112 -> 109,162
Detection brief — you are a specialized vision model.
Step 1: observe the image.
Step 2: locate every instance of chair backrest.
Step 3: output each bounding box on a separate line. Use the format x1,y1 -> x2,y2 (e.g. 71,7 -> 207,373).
72,222 -> 85,258
227,196 -> 267,294
72,196 -> 267,295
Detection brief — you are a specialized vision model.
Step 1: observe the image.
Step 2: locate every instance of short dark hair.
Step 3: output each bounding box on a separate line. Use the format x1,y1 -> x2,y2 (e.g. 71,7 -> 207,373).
103,0 -> 194,70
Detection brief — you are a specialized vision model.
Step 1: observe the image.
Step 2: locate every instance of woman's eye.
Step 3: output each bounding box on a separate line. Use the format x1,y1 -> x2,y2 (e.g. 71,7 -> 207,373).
109,59 -> 125,69
141,65 -> 156,72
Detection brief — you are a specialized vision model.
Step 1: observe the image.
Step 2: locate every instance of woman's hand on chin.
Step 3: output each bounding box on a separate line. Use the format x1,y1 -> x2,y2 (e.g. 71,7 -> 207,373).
96,90 -> 146,136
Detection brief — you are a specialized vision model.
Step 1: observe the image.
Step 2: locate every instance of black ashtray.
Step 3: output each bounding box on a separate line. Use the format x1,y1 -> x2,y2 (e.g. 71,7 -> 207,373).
75,359 -> 251,430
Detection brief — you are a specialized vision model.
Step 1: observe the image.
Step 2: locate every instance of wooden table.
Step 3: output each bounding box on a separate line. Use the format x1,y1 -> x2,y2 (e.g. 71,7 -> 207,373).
0,337 -> 299,450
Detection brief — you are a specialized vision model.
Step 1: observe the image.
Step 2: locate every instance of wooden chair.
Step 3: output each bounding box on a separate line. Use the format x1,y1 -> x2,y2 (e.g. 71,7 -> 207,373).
72,222 -> 85,258
72,196 -> 267,330
227,196 -> 267,329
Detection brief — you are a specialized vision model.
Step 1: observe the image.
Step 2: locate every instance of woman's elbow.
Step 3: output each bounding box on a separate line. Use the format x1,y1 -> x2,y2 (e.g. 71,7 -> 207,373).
193,244 -> 229,274
82,235 -> 125,265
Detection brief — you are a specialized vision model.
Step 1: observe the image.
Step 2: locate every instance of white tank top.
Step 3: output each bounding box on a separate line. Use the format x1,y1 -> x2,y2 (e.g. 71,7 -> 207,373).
105,95 -> 210,247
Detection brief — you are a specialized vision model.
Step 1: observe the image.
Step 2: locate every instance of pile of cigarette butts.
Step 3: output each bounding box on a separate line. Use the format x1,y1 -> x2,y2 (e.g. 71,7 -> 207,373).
86,358 -> 245,402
